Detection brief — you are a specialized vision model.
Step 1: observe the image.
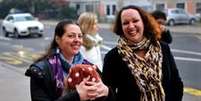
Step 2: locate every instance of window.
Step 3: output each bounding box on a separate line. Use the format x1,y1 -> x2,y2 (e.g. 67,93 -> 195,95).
76,4 -> 80,10
85,4 -> 93,12
106,5 -> 110,15
176,3 -> 185,9
15,15 -> 34,22
178,9 -> 186,14
156,3 -> 165,11
6,16 -> 13,21
112,4 -> 116,15
171,9 -> 179,14
196,2 -> 201,14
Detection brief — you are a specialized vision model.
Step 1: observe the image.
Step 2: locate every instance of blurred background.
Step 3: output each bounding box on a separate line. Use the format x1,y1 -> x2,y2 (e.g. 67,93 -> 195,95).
0,0 -> 200,22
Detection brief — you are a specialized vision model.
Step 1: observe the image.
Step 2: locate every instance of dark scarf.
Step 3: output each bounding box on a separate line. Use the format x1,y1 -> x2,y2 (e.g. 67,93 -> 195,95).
117,37 -> 165,101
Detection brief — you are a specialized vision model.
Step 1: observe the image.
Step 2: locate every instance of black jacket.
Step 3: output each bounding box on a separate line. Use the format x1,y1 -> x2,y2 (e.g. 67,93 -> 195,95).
25,55 -> 114,101
161,29 -> 172,44
102,42 -> 183,101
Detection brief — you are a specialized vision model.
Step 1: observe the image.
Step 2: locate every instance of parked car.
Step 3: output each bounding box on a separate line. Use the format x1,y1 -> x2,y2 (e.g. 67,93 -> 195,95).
2,13 -> 44,38
165,8 -> 198,26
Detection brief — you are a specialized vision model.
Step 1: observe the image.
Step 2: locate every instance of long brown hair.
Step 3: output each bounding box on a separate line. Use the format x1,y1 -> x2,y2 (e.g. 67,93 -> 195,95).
113,5 -> 161,45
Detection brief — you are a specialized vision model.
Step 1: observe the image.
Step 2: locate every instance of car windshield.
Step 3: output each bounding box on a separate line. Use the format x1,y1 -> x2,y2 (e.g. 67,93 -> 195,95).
14,15 -> 35,22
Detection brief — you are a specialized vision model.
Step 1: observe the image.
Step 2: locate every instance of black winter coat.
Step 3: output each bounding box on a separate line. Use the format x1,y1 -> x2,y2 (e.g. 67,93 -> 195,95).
102,42 -> 183,101
161,29 -> 172,44
25,55 -> 114,101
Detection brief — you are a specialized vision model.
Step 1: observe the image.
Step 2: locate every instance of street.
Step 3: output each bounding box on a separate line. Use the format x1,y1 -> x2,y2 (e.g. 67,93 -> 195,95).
0,61 -> 30,101
0,22 -> 201,101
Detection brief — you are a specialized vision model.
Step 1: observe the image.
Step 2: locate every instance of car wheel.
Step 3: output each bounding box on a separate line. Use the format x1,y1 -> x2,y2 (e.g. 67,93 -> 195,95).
2,27 -> 9,37
189,19 -> 195,25
14,29 -> 20,38
38,34 -> 43,37
168,20 -> 175,26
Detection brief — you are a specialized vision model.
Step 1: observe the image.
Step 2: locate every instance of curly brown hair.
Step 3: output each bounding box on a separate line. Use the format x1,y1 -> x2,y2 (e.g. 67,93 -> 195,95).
113,5 -> 161,45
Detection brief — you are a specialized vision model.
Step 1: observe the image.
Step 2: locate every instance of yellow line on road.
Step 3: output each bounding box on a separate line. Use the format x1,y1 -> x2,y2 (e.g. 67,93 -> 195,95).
184,87 -> 201,96
0,54 -> 23,65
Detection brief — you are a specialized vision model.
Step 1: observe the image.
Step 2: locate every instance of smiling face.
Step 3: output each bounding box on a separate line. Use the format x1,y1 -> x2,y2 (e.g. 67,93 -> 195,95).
56,24 -> 83,59
121,9 -> 144,43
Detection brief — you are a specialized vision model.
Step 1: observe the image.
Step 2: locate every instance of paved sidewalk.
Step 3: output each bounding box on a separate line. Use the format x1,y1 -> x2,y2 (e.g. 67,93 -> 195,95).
0,61 -> 30,101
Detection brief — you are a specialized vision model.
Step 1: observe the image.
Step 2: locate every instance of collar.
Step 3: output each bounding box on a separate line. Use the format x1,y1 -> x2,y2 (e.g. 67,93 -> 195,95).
56,48 -> 84,67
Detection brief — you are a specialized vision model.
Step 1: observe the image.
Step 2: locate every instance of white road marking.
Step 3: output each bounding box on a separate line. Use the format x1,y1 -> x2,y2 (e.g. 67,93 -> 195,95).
103,41 -> 117,45
0,36 -> 11,41
101,45 -> 112,50
44,37 -> 52,40
174,56 -> 201,62
172,49 -> 201,56
101,50 -> 108,55
101,44 -> 201,62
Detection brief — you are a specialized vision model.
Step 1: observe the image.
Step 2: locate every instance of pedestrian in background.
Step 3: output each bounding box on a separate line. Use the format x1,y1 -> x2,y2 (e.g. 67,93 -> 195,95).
102,5 -> 183,101
25,20 -> 114,101
151,10 -> 173,44
78,12 -> 103,71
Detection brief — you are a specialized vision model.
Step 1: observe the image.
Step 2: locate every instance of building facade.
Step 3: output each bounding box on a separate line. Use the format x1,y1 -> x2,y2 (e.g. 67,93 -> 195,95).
67,0 -> 100,16
99,0 -> 152,22
66,0 -> 201,22
149,0 -> 201,15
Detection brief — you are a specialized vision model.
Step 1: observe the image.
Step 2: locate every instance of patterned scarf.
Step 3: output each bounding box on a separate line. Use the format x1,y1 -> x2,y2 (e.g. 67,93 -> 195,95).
117,37 -> 165,101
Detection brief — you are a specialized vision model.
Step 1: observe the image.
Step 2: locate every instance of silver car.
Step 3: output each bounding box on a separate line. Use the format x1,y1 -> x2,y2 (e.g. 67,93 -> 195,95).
165,8 -> 197,26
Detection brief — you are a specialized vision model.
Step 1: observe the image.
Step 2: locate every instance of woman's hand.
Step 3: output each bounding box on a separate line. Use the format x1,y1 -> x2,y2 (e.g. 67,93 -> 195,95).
93,79 -> 109,98
85,79 -> 109,98
76,77 -> 109,100
76,77 -> 98,100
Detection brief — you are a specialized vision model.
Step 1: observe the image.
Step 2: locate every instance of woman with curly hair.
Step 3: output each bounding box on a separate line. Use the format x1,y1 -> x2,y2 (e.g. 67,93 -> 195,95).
102,5 -> 183,101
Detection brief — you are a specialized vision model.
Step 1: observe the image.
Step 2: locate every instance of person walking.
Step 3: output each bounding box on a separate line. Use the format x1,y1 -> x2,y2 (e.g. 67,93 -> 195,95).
151,10 -> 173,44
78,12 -> 103,71
102,5 -> 183,101
25,20 -> 114,101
